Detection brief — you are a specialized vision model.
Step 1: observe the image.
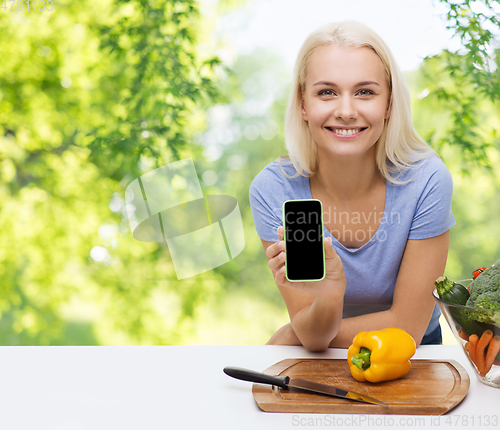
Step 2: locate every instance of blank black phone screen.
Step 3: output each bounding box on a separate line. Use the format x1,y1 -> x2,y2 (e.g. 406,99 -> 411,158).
283,199 -> 324,281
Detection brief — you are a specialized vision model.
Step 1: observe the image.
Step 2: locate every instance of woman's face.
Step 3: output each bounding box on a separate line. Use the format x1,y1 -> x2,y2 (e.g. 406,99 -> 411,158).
301,44 -> 391,160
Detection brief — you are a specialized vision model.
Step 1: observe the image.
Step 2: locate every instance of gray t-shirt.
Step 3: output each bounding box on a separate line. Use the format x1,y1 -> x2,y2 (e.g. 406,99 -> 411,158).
249,154 -> 456,336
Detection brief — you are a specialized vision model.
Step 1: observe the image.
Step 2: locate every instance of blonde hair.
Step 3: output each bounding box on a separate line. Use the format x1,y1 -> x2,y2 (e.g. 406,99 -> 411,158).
279,21 -> 436,184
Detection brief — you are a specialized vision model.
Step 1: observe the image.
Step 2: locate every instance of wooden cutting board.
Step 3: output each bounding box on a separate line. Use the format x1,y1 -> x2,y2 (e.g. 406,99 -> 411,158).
252,358 -> 469,415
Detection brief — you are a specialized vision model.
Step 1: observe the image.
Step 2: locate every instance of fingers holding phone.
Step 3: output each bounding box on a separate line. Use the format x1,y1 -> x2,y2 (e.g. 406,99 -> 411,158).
273,231 -> 345,299
266,226 -> 286,273
269,200 -> 346,298
323,237 -> 346,287
269,226 -> 330,275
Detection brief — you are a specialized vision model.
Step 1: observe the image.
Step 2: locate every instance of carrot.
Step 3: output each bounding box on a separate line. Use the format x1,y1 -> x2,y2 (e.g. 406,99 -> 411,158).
468,334 -> 479,368
476,330 -> 493,376
458,329 -> 469,341
464,341 -> 471,355
482,335 -> 500,377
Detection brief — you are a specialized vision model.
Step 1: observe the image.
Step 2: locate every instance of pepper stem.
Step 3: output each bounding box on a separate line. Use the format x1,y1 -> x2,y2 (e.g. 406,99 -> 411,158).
351,347 -> 372,370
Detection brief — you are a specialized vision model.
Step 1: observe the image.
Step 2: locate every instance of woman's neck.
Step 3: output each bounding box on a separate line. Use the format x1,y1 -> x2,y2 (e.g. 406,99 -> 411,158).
311,148 -> 384,202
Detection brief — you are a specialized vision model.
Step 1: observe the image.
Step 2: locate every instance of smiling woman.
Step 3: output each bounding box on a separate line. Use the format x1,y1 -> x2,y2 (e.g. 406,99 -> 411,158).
249,21 -> 456,351
284,21 -> 435,183
301,44 -> 390,161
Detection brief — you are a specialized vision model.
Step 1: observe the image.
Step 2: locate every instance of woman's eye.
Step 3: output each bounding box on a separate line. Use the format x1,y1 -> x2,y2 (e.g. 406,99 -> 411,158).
358,89 -> 374,96
318,89 -> 334,96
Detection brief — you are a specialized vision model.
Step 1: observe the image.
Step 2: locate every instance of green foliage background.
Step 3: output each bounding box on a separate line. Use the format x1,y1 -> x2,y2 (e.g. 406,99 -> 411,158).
1,0 -> 499,345
0,0 -> 230,345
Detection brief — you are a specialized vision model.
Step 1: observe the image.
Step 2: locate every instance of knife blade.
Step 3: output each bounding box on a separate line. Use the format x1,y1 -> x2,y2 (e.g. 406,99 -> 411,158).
223,366 -> 387,407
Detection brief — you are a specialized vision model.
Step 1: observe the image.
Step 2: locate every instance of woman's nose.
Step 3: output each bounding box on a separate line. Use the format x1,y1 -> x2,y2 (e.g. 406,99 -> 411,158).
333,96 -> 357,120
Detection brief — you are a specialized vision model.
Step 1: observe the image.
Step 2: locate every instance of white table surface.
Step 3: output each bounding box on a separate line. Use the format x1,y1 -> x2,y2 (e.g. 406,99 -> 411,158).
0,345 -> 497,430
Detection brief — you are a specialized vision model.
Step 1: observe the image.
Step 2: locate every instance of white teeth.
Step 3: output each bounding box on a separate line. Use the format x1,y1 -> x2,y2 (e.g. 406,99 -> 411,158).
331,128 -> 362,136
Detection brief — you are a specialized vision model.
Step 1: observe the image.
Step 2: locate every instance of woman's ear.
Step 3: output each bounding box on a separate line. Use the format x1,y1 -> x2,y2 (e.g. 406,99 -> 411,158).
301,98 -> 308,121
385,96 -> 392,119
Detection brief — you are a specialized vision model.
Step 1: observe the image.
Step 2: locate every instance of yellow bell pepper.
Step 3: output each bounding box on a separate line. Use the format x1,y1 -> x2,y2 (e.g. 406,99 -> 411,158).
347,328 -> 416,383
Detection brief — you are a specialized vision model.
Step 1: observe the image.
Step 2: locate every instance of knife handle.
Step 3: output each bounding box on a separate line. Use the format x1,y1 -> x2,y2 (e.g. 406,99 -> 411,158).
223,366 -> 290,388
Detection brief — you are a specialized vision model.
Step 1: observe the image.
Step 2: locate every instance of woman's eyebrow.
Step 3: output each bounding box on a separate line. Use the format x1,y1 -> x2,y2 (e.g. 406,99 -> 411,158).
313,80 -> 380,87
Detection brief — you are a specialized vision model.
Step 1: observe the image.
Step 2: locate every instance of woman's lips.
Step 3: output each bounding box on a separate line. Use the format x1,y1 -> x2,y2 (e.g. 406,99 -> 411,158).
326,127 -> 367,139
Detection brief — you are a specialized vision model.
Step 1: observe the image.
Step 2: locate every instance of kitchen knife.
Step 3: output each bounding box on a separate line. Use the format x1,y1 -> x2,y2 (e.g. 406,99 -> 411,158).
223,366 -> 387,407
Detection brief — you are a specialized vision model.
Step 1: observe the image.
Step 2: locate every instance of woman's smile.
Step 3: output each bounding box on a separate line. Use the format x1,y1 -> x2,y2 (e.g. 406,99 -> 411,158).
325,126 -> 368,139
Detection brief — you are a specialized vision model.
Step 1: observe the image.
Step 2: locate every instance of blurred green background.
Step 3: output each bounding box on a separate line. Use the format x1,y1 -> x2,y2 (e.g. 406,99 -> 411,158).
1,0 -> 499,346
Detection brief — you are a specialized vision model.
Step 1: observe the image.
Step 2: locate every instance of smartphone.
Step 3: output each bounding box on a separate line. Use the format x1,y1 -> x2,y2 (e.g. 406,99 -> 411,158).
282,199 -> 325,282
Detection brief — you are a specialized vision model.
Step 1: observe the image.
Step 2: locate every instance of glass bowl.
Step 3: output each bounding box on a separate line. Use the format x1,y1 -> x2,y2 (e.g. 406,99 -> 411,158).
433,288 -> 500,388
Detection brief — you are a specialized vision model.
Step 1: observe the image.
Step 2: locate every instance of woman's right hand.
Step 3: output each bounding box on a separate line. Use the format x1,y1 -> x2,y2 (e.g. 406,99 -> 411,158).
266,226 -> 346,300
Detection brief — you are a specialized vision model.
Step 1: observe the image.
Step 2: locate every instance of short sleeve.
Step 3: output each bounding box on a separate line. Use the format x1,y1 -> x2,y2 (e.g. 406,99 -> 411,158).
249,164 -> 284,242
408,158 -> 456,240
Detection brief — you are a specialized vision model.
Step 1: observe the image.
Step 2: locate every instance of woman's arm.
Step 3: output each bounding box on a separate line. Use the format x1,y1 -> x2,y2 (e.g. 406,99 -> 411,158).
264,229 -> 450,349
262,226 -> 346,351
327,230 -> 450,348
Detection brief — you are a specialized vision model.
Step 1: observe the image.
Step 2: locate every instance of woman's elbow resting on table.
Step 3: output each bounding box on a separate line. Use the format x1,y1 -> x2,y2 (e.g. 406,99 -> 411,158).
302,339 -> 334,353
265,321 -> 337,352
266,322 -> 301,346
